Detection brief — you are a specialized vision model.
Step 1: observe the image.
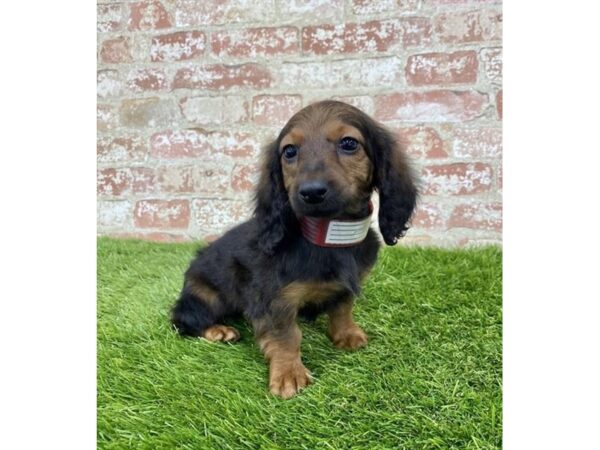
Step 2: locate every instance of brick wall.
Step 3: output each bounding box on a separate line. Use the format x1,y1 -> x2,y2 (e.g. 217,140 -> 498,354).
97,0 -> 502,246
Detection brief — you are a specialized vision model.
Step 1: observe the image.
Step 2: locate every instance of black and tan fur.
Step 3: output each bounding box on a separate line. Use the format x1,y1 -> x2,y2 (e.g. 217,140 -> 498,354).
172,100 -> 418,399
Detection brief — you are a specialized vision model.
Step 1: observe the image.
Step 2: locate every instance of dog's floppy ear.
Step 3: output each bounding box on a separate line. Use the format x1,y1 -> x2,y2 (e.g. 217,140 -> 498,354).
368,123 -> 419,245
254,140 -> 292,255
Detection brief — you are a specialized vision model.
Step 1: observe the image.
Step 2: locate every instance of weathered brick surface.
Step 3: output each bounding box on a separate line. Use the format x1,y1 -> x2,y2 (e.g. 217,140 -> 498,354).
119,97 -> 179,128
480,47 -> 502,84
98,3 -> 125,33
351,0 -> 420,15
252,95 -> 302,126
212,27 -> 299,58
97,104 -> 118,132
302,21 -> 400,55
406,51 -> 478,86
126,68 -> 168,93
231,163 -> 260,192
156,165 -> 231,195
422,163 -> 493,195
151,31 -> 206,62
97,136 -> 147,163
375,91 -> 488,122
180,96 -> 249,126
97,0 -> 502,247
496,90 -> 503,119
173,0 -> 276,27
100,37 -> 132,64
397,127 -> 448,159
97,70 -> 124,99
399,17 -> 433,48
451,127 -> 502,158
434,9 -> 502,44
172,64 -> 272,90
278,57 -> 402,89
150,130 -> 261,160
134,199 -> 190,229
449,202 -> 502,231
128,0 -> 171,31
281,0 -> 344,21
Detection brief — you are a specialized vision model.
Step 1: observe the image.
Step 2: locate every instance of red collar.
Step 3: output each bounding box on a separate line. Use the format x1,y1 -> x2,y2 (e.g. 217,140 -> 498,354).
299,202 -> 373,248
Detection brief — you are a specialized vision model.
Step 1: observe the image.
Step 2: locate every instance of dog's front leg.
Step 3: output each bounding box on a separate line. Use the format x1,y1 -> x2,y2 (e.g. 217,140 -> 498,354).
327,296 -> 368,350
253,313 -> 312,399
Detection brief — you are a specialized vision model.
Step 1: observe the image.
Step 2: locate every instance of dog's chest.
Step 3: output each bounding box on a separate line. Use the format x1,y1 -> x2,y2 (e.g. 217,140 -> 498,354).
280,280 -> 347,307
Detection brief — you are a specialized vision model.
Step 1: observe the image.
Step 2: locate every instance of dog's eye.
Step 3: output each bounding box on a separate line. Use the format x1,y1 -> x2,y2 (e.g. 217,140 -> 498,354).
282,145 -> 298,160
338,137 -> 359,153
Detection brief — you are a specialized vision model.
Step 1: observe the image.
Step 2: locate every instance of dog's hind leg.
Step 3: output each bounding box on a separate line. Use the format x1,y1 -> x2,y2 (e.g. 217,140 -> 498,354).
171,277 -> 240,342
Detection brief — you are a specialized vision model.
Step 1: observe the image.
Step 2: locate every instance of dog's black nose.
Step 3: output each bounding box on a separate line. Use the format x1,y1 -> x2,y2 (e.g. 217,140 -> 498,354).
299,181 -> 328,204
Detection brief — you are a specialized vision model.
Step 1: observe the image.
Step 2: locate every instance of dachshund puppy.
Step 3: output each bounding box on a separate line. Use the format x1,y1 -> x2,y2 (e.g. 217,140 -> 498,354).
172,100 -> 418,399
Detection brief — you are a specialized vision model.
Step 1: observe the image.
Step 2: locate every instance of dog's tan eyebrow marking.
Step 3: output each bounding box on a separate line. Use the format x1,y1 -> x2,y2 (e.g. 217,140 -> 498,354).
280,129 -> 305,151
325,122 -> 364,145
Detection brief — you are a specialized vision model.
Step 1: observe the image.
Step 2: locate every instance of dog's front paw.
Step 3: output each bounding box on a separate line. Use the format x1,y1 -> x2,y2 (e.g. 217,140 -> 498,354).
269,360 -> 312,399
202,325 -> 240,342
330,326 -> 368,350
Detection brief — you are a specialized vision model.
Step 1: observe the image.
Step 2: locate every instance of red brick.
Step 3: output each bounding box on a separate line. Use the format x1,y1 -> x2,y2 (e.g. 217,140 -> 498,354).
351,0 -> 419,15
496,90 -> 502,120
98,3 -> 125,33
400,17 -> 432,48
98,168 -> 156,197
302,20 -> 399,55
406,51 -> 478,86
449,202 -> 502,231
412,203 -> 446,229
480,47 -> 502,83
127,68 -> 168,92
330,96 -> 374,115
191,199 -> 251,234
231,163 -> 259,192
375,91 -> 488,122
128,0 -> 171,30
97,104 -> 118,132
252,95 -> 302,126
100,37 -> 132,64
156,165 -> 230,195
434,9 -> 502,44
451,127 -> 502,158
397,127 -> 447,158
110,232 -> 191,242
422,163 -> 493,195
150,31 -> 206,62
119,97 -> 180,128
134,199 -> 190,229
150,129 -> 261,160
212,27 -> 298,58
278,57 -> 401,89
97,70 -> 124,99
172,64 -> 272,90
173,0 -> 275,26
180,96 -> 249,125
97,136 -> 147,163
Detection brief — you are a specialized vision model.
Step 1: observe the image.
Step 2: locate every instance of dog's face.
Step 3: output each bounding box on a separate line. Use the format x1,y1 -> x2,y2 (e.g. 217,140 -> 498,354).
255,100 -> 418,254
279,118 -> 373,218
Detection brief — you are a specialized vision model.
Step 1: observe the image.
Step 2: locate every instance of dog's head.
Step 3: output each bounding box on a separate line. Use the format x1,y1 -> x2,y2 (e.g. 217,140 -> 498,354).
254,100 -> 418,254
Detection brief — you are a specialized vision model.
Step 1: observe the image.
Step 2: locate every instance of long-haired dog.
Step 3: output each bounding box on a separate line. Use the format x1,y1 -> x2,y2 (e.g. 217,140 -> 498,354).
172,100 -> 418,398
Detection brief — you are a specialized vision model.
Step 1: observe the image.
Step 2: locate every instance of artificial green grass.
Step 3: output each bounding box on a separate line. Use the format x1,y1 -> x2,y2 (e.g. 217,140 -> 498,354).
98,237 -> 502,449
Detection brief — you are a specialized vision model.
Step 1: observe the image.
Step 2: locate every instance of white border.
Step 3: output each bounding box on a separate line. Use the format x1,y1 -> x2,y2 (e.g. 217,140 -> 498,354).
504,2 -> 600,448
0,3 -> 96,449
